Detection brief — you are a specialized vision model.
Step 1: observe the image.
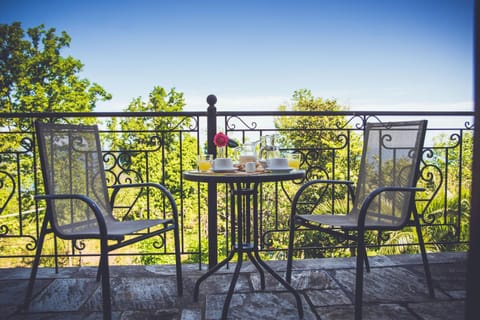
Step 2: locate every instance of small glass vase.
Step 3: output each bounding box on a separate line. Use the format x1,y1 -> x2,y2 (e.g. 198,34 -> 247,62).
216,146 -> 226,159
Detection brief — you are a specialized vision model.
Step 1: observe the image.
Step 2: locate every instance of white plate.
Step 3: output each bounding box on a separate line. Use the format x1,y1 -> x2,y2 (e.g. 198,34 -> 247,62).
268,168 -> 293,173
213,168 -> 238,173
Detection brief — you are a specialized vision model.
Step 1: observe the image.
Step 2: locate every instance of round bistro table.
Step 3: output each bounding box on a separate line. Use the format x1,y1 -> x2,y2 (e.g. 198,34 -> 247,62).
183,169 -> 305,319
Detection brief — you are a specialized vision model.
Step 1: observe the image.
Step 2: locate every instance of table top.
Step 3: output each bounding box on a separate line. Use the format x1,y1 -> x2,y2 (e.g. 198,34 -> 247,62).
183,169 -> 305,183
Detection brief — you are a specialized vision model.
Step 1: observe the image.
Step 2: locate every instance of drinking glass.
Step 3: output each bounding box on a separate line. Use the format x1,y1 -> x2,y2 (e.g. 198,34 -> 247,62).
286,153 -> 301,170
197,154 -> 213,172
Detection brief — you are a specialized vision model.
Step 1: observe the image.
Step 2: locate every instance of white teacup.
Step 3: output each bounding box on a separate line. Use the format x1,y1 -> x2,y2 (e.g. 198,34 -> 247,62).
214,158 -> 233,170
267,157 -> 288,169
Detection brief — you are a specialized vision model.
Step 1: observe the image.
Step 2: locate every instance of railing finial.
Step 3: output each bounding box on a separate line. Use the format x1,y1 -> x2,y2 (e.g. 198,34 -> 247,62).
207,94 -> 217,107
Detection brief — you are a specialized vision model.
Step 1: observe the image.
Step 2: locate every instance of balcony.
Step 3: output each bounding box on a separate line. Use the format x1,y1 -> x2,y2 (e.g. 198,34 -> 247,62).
0,102 -> 473,318
0,252 -> 466,319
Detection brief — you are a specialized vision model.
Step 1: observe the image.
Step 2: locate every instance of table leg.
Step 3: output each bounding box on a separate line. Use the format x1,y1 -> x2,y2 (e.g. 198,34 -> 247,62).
253,249 -> 304,319
208,181 -> 218,268
193,249 -> 236,302
221,246 -> 244,319
246,250 -> 265,289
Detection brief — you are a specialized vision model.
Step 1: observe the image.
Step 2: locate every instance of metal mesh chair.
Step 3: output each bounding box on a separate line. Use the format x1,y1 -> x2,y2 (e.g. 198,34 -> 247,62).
286,120 -> 434,320
24,121 -> 183,320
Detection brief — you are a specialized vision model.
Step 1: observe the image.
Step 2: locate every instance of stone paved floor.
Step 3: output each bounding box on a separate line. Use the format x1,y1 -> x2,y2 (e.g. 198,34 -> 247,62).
0,252 -> 466,319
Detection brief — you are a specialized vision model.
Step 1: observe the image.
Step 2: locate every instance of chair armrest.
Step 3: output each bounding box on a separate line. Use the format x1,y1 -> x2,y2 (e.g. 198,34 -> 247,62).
35,194 -> 108,235
108,183 -> 179,220
356,186 -> 425,226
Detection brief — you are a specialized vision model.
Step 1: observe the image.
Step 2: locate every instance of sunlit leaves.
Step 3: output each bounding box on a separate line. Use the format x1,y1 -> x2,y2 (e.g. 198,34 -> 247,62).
0,22 -> 111,117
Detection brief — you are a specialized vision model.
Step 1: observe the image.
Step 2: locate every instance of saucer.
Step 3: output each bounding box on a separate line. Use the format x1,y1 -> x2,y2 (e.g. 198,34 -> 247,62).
213,167 -> 238,173
268,167 -> 293,173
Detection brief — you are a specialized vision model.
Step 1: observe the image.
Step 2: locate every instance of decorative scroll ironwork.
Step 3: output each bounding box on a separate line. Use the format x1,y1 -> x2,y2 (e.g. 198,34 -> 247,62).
243,114 -> 470,256
226,115 -> 258,130
0,111 -> 473,266
165,115 -> 199,131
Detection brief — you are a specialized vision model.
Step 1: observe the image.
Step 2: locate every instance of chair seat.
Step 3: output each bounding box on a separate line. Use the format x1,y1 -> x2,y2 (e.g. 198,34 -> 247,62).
297,213 -> 404,229
58,218 -> 173,239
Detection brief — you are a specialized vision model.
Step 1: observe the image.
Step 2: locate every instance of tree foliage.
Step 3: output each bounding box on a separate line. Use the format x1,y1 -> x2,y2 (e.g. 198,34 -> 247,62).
106,86 -> 196,191
275,89 -> 346,147
106,86 -> 202,263
0,22 -> 111,118
273,89 -> 363,258
275,89 -> 362,181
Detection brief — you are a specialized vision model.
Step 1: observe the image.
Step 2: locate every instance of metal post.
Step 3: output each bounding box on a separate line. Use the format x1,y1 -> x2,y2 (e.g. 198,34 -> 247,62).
466,0 -> 480,318
206,94 -> 218,268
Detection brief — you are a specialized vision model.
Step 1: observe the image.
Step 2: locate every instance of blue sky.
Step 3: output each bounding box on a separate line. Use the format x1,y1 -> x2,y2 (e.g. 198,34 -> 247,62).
1,0 -> 474,112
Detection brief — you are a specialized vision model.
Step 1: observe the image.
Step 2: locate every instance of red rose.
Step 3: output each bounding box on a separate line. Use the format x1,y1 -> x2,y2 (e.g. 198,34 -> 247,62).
213,132 -> 229,147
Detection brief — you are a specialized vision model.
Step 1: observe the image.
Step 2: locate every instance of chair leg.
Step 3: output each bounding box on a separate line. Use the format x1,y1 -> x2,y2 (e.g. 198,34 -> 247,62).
286,216 -> 297,284
173,223 -> 183,297
414,217 -> 435,297
100,240 -> 112,320
54,236 -> 59,273
96,244 -> 103,282
351,240 -> 370,272
24,219 -> 49,309
362,245 -> 371,273
354,233 -> 366,320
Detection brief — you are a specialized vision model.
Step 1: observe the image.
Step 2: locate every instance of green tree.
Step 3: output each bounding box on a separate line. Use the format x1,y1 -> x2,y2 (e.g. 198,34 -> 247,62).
275,89 -> 361,181
272,89 -> 362,259
275,89 -> 347,146
107,86 -> 194,190
0,22 -> 111,119
106,86 -> 201,263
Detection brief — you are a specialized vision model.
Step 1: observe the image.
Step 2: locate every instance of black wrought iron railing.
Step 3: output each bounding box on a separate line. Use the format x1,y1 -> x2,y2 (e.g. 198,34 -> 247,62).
0,95 -> 473,269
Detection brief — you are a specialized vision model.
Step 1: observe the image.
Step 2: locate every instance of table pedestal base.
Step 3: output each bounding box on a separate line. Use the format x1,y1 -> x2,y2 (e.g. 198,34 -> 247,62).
193,245 -> 304,319
193,181 -> 304,319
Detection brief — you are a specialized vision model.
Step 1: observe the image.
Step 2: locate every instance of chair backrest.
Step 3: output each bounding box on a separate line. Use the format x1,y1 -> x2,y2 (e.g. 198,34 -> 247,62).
35,121 -> 113,236
352,120 -> 427,228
